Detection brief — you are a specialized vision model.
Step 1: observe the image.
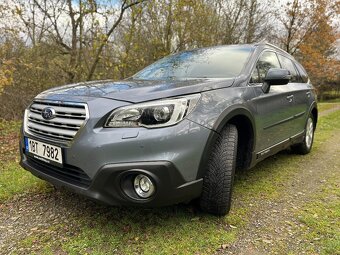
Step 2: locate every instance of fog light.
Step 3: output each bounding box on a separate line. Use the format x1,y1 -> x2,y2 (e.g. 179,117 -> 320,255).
134,174 -> 155,198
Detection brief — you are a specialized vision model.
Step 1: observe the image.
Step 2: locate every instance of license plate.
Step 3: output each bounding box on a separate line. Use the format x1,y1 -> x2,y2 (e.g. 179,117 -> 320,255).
24,137 -> 63,166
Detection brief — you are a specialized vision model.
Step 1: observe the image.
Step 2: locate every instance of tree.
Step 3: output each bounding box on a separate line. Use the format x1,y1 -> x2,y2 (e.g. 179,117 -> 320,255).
0,0 -> 339,119
297,0 -> 340,97
7,0 -> 145,82
277,0 -> 338,55
86,0 -> 145,80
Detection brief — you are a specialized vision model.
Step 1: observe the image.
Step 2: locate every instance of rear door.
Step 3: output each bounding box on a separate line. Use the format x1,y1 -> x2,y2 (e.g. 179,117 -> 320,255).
294,62 -> 314,132
249,51 -> 296,152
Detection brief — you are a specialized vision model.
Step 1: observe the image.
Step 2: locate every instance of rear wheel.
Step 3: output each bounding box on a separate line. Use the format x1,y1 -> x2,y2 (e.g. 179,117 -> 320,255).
199,124 -> 238,216
292,114 -> 315,155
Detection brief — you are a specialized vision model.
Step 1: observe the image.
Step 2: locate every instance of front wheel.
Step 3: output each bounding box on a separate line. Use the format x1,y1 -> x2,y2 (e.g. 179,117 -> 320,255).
292,114 -> 315,155
199,124 -> 238,216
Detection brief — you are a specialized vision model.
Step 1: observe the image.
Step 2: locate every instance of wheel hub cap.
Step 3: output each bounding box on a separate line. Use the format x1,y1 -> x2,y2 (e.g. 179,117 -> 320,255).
305,117 -> 314,148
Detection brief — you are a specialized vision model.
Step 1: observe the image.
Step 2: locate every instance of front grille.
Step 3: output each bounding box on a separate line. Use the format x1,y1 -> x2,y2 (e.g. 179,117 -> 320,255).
26,100 -> 88,142
27,155 -> 92,188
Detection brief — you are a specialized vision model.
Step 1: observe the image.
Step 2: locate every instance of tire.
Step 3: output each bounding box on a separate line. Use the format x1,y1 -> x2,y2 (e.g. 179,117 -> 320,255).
291,114 -> 315,155
199,124 -> 238,216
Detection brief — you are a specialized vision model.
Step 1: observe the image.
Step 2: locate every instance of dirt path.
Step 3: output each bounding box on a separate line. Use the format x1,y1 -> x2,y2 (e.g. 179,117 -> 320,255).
222,126 -> 340,254
319,103 -> 340,117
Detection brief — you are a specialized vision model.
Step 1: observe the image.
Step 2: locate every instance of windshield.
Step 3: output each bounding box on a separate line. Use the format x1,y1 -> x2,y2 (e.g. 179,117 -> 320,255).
133,45 -> 254,80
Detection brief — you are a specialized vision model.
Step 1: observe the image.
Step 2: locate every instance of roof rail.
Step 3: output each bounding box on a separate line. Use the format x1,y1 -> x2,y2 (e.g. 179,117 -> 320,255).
254,41 -> 286,53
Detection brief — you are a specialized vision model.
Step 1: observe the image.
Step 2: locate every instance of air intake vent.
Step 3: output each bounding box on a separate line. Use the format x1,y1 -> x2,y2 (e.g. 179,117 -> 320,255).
25,100 -> 88,143
27,155 -> 92,188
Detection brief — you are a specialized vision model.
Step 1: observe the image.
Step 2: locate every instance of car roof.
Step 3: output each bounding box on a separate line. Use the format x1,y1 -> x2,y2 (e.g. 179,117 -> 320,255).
187,42 -> 293,59
254,41 -> 294,59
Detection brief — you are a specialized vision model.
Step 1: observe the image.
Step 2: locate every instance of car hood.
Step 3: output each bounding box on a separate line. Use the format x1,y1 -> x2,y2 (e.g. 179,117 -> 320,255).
36,78 -> 235,103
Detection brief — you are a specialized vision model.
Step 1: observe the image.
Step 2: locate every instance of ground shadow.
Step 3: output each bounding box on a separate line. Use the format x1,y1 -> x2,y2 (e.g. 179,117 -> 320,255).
48,148 -> 296,222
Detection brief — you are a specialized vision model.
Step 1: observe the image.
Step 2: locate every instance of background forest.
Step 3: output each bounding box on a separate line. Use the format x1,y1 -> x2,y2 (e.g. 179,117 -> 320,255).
0,0 -> 339,119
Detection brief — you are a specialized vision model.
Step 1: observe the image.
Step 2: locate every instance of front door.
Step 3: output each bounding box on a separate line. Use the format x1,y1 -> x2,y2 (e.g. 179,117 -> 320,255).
249,51 -> 296,152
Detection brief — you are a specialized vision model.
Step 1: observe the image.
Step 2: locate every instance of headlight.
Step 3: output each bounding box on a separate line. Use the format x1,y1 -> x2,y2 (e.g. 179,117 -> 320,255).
104,94 -> 200,128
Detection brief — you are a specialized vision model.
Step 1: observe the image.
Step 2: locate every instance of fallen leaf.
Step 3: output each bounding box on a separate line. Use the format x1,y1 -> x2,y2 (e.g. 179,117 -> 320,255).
221,244 -> 229,249
262,239 -> 272,244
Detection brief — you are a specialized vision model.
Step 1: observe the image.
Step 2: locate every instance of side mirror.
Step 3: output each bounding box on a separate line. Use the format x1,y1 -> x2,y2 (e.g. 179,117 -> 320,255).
262,68 -> 291,93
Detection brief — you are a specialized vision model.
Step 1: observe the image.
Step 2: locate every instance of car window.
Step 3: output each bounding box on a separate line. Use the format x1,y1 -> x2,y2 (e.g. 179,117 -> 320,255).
133,46 -> 254,80
277,55 -> 300,82
295,62 -> 309,83
250,51 -> 281,83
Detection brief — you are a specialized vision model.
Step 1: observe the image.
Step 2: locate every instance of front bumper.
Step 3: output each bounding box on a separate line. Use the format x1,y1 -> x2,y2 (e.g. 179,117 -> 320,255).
20,116 -> 212,206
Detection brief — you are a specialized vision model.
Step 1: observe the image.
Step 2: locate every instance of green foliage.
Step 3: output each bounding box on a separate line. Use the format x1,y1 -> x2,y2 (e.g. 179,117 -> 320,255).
0,118 -> 21,135
60,212 -> 235,255
317,110 -> 340,134
0,119 -> 50,200
297,176 -> 340,255
0,161 -> 51,201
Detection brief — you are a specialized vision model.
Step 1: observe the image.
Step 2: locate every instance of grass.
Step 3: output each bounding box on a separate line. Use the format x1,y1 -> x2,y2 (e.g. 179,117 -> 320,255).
294,110 -> 340,254
62,214 -> 235,255
0,118 -> 21,135
1,104 -> 340,254
17,205 -> 237,255
0,119 -> 52,201
313,110 -> 340,150
297,175 -> 340,255
233,109 -> 340,202
320,98 -> 340,103
0,161 -> 51,202
317,102 -> 340,112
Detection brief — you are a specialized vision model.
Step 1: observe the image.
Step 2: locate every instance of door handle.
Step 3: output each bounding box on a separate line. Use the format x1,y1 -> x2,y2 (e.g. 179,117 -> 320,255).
286,95 -> 294,102
306,91 -> 311,98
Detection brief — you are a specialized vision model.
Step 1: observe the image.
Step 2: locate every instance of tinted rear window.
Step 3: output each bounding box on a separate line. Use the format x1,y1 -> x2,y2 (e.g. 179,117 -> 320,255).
133,46 -> 254,80
295,62 -> 309,83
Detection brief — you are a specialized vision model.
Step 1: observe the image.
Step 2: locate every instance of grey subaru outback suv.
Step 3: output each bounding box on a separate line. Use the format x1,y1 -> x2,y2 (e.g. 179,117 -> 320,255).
20,42 -> 317,215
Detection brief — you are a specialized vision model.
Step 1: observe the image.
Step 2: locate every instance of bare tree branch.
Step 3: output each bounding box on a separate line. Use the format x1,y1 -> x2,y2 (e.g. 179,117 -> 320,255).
86,0 -> 145,81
